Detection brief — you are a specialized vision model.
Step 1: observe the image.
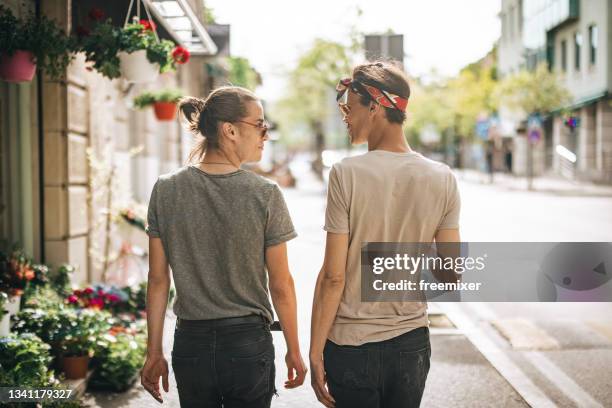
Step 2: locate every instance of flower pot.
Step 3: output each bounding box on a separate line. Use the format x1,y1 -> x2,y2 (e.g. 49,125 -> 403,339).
118,50 -> 159,83
153,102 -> 177,121
0,294 -> 21,336
61,355 -> 90,379
0,51 -> 36,83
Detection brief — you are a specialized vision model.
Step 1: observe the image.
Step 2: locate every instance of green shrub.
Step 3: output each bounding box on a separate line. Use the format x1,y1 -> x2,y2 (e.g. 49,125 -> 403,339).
133,88 -> 183,108
89,331 -> 146,391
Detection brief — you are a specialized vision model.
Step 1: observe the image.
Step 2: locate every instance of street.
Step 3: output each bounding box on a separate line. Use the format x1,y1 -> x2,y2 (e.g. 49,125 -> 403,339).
86,164 -> 612,407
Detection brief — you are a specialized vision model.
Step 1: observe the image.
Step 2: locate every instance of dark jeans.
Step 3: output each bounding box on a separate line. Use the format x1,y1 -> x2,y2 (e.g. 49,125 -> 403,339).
171,316 -> 276,408
323,327 -> 431,408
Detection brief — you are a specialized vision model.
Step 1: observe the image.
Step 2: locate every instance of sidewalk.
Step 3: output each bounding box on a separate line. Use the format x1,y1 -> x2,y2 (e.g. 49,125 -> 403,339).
456,169 -> 612,197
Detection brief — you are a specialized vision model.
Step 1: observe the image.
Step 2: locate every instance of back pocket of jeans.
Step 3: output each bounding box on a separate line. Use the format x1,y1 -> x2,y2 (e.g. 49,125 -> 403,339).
230,350 -> 272,401
171,355 -> 200,401
399,347 -> 431,390
324,345 -> 370,389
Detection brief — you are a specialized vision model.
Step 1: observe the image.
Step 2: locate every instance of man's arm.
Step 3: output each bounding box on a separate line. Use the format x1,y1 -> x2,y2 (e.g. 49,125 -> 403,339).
266,242 -> 307,388
309,232 -> 349,407
432,228 -> 461,283
141,237 -> 171,402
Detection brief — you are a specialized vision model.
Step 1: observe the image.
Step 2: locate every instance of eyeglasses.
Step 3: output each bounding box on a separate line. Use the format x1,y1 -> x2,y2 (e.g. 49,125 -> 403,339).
236,120 -> 270,137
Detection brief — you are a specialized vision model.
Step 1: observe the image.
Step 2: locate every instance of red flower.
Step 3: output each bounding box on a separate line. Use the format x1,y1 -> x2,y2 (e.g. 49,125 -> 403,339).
108,294 -> 120,303
83,287 -> 94,295
97,288 -> 105,296
74,289 -> 82,296
88,8 -> 105,21
172,46 -> 190,64
139,19 -> 157,32
67,295 -> 78,304
24,268 -> 35,281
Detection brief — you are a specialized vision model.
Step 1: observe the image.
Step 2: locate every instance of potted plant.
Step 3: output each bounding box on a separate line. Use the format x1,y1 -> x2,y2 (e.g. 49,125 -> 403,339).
56,308 -> 110,379
89,331 -> 146,391
0,5 -> 76,82
0,248 -> 43,335
79,16 -> 190,82
13,307 -> 111,379
133,88 -> 183,121
0,333 -> 54,387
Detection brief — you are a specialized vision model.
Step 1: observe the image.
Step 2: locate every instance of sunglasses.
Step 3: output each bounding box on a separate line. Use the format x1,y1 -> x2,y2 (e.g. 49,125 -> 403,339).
335,78 -> 408,114
236,119 -> 270,137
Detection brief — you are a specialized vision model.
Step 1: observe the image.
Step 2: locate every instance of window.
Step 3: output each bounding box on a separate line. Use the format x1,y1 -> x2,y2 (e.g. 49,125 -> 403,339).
574,31 -> 582,71
560,39 -> 567,71
588,25 -> 598,65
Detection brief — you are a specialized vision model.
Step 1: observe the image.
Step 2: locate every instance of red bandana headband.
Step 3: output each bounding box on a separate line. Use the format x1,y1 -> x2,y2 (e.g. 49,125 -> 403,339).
336,78 -> 408,112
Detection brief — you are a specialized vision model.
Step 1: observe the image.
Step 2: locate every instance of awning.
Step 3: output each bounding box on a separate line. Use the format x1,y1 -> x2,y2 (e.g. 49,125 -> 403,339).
143,0 -> 218,56
551,91 -> 610,114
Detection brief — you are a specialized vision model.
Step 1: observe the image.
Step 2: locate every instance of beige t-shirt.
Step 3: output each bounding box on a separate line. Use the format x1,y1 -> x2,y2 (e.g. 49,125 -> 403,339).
324,150 -> 461,346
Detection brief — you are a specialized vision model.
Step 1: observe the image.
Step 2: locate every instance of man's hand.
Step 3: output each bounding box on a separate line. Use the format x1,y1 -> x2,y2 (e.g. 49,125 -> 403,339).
285,351 -> 308,388
141,354 -> 169,403
310,355 -> 335,407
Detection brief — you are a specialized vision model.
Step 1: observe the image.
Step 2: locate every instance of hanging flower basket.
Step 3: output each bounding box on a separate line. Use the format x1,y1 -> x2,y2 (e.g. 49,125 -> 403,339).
78,2 -> 190,82
0,6 -> 76,82
133,88 -> 183,121
118,49 -> 158,83
0,51 -> 36,83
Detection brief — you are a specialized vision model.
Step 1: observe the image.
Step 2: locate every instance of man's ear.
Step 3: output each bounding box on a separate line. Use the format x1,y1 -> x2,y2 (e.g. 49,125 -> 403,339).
222,122 -> 237,141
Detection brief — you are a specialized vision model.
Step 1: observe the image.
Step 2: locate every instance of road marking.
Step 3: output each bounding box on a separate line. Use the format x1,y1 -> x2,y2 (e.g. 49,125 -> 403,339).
524,351 -> 604,408
491,318 -> 561,350
465,303 -> 604,408
440,303 -> 557,408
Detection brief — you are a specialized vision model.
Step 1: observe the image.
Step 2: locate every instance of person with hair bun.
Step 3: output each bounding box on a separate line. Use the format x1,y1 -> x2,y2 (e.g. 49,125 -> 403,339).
310,61 -> 461,408
141,86 -> 307,407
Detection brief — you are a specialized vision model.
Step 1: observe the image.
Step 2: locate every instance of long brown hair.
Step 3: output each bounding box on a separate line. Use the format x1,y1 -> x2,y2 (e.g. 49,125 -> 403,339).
179,86 -> 259,163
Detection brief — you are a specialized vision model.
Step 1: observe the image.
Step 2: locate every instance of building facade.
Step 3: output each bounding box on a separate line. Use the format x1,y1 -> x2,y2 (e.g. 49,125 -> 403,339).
498,0 -> 612,183
0,0 -> 222,285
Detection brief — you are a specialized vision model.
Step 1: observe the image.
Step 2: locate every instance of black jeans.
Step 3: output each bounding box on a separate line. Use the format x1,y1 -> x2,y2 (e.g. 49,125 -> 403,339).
323,327 -> 431,408
171,316 -> 276,408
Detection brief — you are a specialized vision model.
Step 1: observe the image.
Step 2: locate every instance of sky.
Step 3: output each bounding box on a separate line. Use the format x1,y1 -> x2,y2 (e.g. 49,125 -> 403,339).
205,0 -> 502,102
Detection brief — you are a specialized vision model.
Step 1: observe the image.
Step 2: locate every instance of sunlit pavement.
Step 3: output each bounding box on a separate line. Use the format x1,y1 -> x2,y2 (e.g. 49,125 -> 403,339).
85,163 -> 612,407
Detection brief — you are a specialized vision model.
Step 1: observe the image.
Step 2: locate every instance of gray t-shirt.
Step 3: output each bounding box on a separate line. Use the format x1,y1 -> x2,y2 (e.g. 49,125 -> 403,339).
146,165 -> 297,322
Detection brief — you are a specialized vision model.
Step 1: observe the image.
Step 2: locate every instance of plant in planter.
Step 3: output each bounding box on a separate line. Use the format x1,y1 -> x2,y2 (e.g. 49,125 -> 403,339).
65,284 -> 129,314
0,333 -> 54,387
79,17 -> 190,82
133,88 -> 183,121
13,307 -> 112,379
89,331 -> 146,391
0,247 -> 46,336
0,5 -> 76,82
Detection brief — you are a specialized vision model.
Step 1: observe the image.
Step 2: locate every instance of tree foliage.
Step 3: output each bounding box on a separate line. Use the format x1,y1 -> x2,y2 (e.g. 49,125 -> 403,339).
494,62 -> 571,115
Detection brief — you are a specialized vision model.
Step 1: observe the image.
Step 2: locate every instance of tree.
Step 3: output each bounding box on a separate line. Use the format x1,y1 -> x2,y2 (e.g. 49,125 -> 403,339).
494,62 -> 572,189
275,39 -> 354,178
227,56 -> 261,90
494,62 -> 571,115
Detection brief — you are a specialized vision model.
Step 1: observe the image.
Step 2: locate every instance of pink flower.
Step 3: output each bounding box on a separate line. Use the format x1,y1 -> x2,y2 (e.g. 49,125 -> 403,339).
90,298 -> 104,309
108,294 -> 120,303
67,295 -> 78,304
83,287 -> 94,295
